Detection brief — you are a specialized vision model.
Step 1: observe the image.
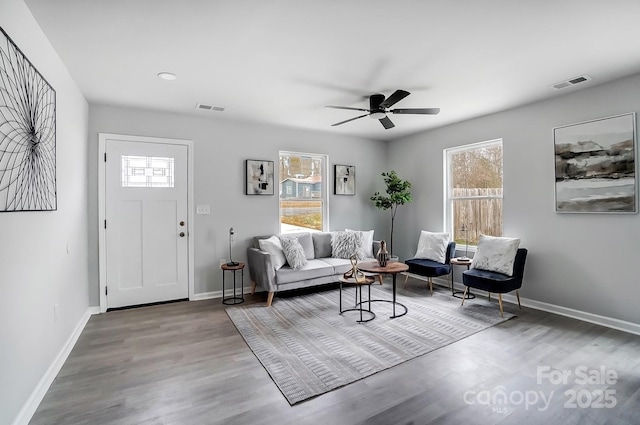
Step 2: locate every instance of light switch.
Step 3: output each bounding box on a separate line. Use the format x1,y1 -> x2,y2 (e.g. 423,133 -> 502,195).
196,205 -> 211,215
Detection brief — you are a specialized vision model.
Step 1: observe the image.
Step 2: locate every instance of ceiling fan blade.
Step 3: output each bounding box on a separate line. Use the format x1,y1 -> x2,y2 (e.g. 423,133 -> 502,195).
391,108 -> 441,115
379,89 -> 410,108
325,105 -> 371,112
331,113 -> 370,126
379,116 -> 395,129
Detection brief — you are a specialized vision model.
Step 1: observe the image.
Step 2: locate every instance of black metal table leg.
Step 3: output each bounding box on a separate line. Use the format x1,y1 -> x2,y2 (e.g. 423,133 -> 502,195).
222,263 -> 245,305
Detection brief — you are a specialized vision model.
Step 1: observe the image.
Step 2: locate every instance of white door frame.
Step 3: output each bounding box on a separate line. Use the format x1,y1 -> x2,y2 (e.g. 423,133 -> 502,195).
98,133 -> 195,313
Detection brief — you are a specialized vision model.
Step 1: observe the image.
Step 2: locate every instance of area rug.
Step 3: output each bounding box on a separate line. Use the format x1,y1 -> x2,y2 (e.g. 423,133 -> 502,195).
226,284 -> 514,405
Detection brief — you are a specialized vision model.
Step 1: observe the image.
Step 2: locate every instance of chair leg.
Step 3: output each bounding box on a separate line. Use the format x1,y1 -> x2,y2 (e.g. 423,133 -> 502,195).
378,275 -> 383,285
428,277 -> 433,296
403,273 -> 409,288
516,290 -> 521,309
460,287 -> 468,305
251,281 -> 257,295
266,292 -> 275,307
488,292 -> 491,301
498,294 -> 504,317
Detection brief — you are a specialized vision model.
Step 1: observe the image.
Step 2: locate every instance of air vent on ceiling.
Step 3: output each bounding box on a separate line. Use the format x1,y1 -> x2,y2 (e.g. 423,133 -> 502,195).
551,75 -> 592,90
196,103 -> 225,112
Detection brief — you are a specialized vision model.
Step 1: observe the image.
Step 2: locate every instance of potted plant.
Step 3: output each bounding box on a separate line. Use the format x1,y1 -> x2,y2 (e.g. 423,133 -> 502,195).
370,170 -> 412,259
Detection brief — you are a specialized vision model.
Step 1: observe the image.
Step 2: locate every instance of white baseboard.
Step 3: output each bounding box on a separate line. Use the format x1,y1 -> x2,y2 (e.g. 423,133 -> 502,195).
191,286 -> 252,301
504,294 -> 640,336
12,306 -> 100,425
427,275 -> 640,336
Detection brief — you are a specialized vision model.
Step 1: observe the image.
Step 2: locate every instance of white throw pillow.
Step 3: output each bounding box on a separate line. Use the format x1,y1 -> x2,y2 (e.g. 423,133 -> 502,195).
279,236 -> 308,270
471,234 -> 521,276
414,230 -> 450,264
258,236 -> 287,270
331,231 -> 366,260
345,229 -> 374,258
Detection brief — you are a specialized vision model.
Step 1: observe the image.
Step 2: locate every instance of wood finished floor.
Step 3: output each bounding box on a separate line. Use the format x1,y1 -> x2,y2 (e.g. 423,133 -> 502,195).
30,278 -> 640,425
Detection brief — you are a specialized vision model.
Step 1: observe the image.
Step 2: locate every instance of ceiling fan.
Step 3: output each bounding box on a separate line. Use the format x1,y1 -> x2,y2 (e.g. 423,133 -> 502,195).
325,89 -> 440,129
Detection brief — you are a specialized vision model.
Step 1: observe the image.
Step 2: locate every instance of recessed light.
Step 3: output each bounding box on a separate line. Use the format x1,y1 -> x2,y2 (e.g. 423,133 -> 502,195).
157,72 -> 177,81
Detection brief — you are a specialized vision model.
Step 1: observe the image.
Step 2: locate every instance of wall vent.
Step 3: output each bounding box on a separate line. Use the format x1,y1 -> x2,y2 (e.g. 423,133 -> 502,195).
196,103 -> 225,112
551,75 -> 592,90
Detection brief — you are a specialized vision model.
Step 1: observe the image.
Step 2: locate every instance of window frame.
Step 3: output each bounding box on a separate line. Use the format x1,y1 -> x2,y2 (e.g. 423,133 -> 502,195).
443,138 -> 503,251
278,150 -> 329,233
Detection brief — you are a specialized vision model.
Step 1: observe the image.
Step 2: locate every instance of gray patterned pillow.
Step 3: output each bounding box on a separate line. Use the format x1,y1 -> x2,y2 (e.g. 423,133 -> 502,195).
279,236 -> 308,269
331,231 -> 366,260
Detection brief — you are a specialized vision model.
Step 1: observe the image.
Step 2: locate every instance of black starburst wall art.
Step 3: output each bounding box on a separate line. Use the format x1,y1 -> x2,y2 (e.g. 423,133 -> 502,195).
0,26 -> 56,212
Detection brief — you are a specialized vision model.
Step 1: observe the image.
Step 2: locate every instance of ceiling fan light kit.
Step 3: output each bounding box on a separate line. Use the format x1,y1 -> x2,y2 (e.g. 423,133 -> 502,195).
326,89 -> 440,129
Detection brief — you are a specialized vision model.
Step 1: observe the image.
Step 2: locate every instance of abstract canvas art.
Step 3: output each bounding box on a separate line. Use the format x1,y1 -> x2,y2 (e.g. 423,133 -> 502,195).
245,159 -> 274,195
334,164 -> 355,195
0,26 -> 57,212
554,113 -> 637,213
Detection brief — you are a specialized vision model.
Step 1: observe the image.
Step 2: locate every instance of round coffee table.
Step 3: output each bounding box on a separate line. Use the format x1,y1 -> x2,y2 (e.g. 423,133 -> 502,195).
357,261 -> 409,318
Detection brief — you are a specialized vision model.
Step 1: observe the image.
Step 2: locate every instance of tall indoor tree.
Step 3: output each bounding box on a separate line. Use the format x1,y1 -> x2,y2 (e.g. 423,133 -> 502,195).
370,170 -> 412,257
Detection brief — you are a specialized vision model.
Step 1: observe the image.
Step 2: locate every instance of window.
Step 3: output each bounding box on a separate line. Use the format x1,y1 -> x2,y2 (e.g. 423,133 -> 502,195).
279,151 -> 328,233
121,155 -> 174,188
444,139 -> 503,249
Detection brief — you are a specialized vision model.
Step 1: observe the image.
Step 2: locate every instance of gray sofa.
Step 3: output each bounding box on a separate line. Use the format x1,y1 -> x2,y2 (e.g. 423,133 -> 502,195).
247,231 -> 380,306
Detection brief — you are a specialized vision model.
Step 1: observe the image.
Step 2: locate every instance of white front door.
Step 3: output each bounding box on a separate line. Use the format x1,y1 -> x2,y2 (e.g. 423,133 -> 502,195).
104,137 -> 189,309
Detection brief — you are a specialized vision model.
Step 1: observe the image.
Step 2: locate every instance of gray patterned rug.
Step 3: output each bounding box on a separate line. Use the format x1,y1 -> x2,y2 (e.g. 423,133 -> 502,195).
226,283 -> 514,405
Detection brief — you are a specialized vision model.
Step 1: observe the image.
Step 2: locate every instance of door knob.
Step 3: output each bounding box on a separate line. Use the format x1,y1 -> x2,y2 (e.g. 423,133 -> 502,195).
179,232 -> 185,237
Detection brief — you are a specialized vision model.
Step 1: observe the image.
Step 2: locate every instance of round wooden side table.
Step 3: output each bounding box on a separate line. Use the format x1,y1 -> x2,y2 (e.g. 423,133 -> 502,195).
221,262 -> 245,305
451,258 -> 475,299
339,275 -> 376,323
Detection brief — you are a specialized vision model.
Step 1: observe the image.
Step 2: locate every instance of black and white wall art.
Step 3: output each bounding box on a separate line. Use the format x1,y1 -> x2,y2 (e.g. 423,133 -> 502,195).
334,164 -> 355,195
246,159 -> 274,195
0,26 -> 57,212
554,113 -> 637,213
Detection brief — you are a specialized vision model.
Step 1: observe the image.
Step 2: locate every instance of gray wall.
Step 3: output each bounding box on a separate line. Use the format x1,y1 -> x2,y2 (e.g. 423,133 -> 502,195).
88,106 -> 388,304
0,1 -> 90,423
388,73 -> 640,325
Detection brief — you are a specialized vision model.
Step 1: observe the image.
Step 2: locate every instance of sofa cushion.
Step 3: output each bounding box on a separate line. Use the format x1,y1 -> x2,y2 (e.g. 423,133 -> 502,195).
279,236 -> 308,270
253,235 -> 273,249
319,257 -> 354,275
280,232 -> 315,260
463,268 -> 521,293
331,231 -> 366,259
405,258 -> 451,278
275,259 -> 334,284
345,229 -> 374,258
258,236 -> 287,270
312,232 -> 333,258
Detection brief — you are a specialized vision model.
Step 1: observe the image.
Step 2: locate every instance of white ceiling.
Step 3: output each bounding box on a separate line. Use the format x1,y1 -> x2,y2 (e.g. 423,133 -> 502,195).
24,0 -> 640,141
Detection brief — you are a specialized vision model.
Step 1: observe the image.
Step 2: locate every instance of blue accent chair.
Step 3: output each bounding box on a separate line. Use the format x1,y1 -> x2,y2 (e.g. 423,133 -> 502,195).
403,242 -> 456,295
461,248 -> 528,317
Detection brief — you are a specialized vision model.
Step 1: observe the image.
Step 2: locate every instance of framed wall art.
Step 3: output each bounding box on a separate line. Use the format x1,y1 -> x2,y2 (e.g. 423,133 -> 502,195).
245,159 -> 274,195
334,164 -> 355,195
554,112 -> 637,213
0,26 -> 57,212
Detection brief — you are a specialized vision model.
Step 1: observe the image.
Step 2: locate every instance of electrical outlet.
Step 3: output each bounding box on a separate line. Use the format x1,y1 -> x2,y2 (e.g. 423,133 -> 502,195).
53,303 -> 59,322
196,205 -> 211,215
